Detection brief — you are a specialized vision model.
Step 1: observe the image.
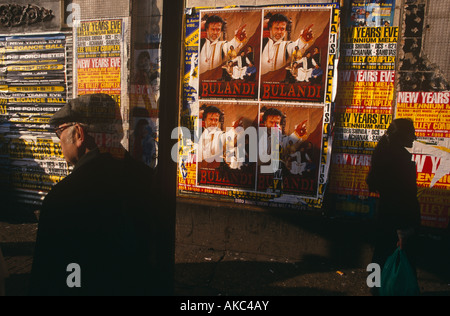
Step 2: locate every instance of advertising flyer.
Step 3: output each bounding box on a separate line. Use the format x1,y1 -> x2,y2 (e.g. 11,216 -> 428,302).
397,91 -> 450,138
396,91 -> 450,229
329,19 -> 398,217
341,26 -> 398,70
330,28 -> 397,200
178,4 -> 340,209
75,18 -> 127,159
75,19 -> 124,108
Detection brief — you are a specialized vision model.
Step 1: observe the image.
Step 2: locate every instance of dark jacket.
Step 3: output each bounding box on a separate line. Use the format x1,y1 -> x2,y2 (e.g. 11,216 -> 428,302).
30,149 -> 163,296
367,135 -> 421,231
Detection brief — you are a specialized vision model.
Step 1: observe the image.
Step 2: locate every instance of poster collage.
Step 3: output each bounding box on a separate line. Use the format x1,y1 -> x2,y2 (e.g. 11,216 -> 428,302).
178,4 -> 340,209
179,1 -> 449,229
0,1 -> 447,229
0,34 -> 68,209
0,18 -> 128,209
327,0 -> 450,229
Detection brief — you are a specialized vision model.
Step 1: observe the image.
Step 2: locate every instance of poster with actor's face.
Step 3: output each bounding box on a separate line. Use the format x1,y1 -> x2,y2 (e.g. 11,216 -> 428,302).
199,8 -> 262,100
257,104 -> 324,197
197,101 -> 258,190
181,4 -> 339,208
260,8 -> 332,103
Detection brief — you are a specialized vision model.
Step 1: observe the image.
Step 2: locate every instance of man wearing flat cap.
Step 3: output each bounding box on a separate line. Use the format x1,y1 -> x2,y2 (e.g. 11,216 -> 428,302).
30,94 -> 168,296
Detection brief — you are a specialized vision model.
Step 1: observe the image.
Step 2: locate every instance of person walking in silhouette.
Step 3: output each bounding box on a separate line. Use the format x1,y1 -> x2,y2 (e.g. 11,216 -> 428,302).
366,118 -> 421,293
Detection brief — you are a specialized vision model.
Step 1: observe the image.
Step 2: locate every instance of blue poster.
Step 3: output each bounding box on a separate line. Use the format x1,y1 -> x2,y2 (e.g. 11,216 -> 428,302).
349,0 -> 395,27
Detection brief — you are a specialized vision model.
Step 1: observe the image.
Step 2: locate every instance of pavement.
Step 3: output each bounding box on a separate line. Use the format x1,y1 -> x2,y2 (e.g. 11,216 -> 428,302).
1,219 -> 449,297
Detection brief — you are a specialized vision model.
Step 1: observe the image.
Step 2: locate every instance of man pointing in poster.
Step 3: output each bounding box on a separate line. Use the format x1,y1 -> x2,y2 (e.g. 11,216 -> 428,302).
199,14 -> 247,74
261,13 -> 314,74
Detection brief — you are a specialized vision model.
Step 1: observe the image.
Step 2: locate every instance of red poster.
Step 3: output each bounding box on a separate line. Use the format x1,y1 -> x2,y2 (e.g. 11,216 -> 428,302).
260,8 -> 332,103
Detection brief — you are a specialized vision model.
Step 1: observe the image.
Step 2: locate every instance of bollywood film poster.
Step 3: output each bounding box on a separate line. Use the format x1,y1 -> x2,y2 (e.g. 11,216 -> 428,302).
260,8 -> 333,103
178,4 -> 339,209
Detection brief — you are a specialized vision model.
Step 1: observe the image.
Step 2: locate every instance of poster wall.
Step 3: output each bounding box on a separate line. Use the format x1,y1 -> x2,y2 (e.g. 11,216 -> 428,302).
329,0 -> 450,229
0,34 -> 68,210
178,4 -> 340,209
329,17 -> 398,217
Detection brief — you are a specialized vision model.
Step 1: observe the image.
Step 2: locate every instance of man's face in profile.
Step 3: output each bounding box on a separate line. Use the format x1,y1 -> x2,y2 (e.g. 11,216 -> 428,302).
206,22 -> 223,42
270,21 -> 287,42
205,112 -> 220,129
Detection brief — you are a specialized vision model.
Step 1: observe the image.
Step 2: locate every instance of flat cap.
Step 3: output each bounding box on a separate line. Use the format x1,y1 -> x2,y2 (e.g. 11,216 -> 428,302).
50,93 -> 118,127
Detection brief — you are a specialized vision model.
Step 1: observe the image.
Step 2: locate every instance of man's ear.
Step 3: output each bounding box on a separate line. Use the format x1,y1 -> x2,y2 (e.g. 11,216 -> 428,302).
73,124 -> 85,146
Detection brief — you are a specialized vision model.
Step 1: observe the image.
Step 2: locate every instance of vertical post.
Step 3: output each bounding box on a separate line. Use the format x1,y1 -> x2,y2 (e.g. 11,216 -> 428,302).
157,0 -> 184,295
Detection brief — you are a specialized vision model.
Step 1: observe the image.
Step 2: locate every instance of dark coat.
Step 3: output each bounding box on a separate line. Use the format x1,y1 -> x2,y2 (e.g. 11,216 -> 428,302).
29,149 -> 164,296
367,135 -> 421,231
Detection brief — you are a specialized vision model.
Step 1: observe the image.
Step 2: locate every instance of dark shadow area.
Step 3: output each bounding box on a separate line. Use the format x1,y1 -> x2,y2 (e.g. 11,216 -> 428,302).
1,242 -> 35,257
2,233 -> 449,296
175,254 -> 450,296
176,197 -> 450,295
175,258 -> 367,296
5,274 -> 30,296
268,207 -> 450,274
268,208 -> 376,268
2,241 -> 35,296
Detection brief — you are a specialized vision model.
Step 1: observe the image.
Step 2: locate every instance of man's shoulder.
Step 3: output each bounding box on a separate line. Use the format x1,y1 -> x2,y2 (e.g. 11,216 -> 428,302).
46,153 -> 120,195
